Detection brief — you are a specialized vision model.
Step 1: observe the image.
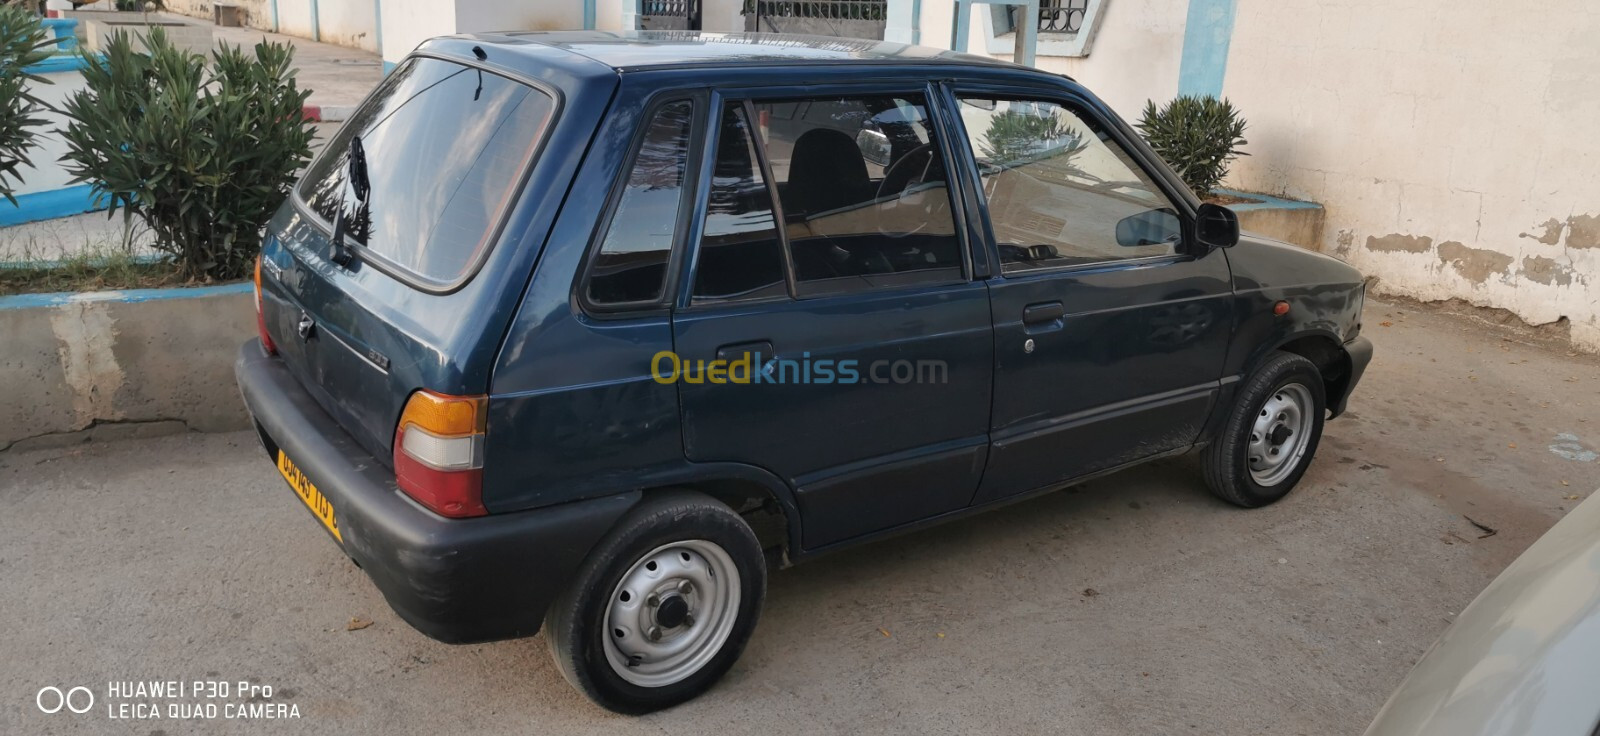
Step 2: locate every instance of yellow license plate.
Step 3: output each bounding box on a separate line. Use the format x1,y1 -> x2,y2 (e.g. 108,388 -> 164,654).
276,449 -> 343,543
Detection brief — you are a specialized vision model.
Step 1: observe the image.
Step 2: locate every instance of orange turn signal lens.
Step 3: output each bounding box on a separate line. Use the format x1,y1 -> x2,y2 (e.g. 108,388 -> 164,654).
397,390 -> 487,438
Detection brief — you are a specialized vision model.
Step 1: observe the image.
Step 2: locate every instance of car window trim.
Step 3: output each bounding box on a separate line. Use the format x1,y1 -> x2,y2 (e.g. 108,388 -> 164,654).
744,99 -> 801,300
290,51 -> 564,296
575,90 -> 707,317
945,84 -> 1207,277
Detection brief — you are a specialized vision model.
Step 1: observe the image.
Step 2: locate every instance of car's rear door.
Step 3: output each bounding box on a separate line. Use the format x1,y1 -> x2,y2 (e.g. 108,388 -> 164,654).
670,83 -> 994,550
259,47 -> 612,463
945,85 -> 1234,504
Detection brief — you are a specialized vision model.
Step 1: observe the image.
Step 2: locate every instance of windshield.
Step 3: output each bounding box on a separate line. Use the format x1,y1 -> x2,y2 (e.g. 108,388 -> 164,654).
297,56 -> 556,288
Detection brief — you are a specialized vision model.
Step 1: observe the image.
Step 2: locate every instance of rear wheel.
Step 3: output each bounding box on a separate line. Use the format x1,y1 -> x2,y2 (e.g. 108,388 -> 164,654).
1203,352 -> 1325,507
545,491 -> 766,714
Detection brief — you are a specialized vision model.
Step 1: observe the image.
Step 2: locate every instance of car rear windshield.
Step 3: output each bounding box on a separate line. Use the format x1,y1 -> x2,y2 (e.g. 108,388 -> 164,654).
297,56 -> 556,288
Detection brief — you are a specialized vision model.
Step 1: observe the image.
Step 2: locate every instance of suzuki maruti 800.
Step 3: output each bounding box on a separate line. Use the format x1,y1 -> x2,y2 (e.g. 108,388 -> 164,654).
237,31 -> 1372,713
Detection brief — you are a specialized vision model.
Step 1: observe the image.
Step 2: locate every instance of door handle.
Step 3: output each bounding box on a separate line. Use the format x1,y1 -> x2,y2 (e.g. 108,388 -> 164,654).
1022,301 -> 1066,325
715,340 -> 774,364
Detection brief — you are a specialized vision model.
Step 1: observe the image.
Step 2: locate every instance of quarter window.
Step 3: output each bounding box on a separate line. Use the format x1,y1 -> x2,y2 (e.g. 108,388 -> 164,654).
957,97 -> 1181,273
587,99 -> 695,305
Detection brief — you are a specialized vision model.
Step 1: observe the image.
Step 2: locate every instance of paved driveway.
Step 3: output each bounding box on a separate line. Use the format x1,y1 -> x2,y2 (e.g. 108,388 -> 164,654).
3,299 -> 1598,735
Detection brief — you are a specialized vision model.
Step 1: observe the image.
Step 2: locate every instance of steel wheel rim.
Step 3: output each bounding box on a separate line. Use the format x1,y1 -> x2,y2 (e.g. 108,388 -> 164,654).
1247,382 -> 1314,486
603,539 -> 741,688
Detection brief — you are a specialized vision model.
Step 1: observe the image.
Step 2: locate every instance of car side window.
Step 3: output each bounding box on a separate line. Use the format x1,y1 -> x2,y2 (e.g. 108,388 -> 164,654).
692,103 -> 788,302
752,95 -> 963,296
587,99 -> 695,305
957,97 -> 1182,273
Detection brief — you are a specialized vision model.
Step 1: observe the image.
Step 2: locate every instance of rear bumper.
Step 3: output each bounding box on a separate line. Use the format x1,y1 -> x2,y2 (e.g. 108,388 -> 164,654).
234,340 -> 637,644
1328,335 -> 1373,418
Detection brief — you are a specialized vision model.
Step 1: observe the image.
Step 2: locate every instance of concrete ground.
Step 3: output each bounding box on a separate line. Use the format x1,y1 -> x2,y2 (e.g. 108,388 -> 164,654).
2,297 -> 1598,735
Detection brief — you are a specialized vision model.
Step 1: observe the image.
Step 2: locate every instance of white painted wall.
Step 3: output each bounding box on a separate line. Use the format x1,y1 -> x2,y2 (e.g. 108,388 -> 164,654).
1222,0 -> 1600,349
380,0 -> 583,65
161,0 -> 378,53
15,71 -> 88,196
915,0 -> 1186,120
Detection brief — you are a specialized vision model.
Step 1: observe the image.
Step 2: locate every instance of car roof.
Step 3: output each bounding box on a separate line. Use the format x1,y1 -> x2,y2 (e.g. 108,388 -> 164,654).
444,30 -> 1018,73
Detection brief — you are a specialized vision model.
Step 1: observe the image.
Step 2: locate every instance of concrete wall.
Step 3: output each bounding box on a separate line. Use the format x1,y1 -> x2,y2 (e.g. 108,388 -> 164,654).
0,286 -> 254,451
1222,0 -> 1600,351
380,0 -> 578,67
13,71 -> 86,197
907,0 -> 1600,351
161,0 -> 379,53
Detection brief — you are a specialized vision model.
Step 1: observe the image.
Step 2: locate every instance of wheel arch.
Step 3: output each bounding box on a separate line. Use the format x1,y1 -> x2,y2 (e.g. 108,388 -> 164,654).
1267,331 -> 1354,418
624,464 -> 802,567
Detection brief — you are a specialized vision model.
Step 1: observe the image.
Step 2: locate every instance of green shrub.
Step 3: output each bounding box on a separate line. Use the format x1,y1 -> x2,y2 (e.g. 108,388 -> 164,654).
58,29 -> 314,281
0,4 -> 53,205
1136,95 -> 1248,197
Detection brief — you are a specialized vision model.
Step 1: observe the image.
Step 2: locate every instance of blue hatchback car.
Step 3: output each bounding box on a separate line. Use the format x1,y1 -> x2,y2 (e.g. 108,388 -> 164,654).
237,30 -> 1372,713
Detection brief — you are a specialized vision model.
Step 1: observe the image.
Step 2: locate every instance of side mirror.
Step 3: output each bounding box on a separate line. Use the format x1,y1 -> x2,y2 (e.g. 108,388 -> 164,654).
1195,202 -> 1240,250
855,127 -> 892,167
1116,208 -> 1182,247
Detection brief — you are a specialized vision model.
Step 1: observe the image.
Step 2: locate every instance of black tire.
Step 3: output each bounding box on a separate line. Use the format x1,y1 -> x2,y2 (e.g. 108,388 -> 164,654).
1202,351 -> 1326,507
545,491 -> 766,714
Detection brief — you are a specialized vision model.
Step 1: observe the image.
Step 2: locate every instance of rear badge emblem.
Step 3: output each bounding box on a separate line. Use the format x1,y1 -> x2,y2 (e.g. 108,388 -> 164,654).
297,311 -> 316,340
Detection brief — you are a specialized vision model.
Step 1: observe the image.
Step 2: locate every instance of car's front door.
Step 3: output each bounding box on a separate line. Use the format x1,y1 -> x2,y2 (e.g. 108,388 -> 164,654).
671,88 -> 994,550
948,90 -> 1234,504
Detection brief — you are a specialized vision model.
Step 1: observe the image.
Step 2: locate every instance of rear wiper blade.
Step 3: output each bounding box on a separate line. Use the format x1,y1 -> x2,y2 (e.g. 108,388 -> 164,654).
329,136 -> 370,266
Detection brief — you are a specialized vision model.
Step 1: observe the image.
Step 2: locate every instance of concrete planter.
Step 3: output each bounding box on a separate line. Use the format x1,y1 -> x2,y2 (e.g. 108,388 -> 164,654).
1214,189 -> 1326,252
0,284 -> 252,451
71,11 -> 213,55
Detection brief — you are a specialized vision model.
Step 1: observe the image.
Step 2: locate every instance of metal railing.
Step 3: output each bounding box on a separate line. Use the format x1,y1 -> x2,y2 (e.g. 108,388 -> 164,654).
1014,0 -> 1088,33
642,0 -> 697,17
744,0 -> 888,22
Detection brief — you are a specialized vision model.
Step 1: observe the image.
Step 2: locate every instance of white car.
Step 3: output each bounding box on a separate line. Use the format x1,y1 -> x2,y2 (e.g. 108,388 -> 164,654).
1364,491 -> 1600,735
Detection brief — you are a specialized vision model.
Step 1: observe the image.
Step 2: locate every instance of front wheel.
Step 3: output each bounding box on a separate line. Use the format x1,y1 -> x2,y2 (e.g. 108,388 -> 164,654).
1202,351 -> 1326,507
545,491 -> 766,714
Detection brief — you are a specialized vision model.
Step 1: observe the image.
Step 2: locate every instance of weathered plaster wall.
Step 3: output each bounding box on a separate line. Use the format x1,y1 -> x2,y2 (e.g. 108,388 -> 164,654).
1223,0 -> 1600,350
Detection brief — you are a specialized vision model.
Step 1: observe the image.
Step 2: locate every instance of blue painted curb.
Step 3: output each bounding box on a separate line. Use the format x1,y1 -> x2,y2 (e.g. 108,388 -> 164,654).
0,254 -> 166,270
0,184 -> 108,227
0,282 -> 251,311
1215,188 -> 1323,212
23,51 -> 102,75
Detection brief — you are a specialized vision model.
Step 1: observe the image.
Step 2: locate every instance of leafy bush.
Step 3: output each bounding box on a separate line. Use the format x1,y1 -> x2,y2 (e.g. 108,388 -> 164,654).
978,108 -> 1087,167
1136,95 -> 1248,197
0,4 -> 52,205
58,29 -> 314,281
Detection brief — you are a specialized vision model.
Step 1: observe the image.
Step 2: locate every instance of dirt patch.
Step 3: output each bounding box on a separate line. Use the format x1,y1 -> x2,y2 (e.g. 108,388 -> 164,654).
1203,192 -> 1258,206
1366,233 -> 1432,254
1370,294 -> 1576,350
0,259 -> 201,296
1436,241 -> 1513,284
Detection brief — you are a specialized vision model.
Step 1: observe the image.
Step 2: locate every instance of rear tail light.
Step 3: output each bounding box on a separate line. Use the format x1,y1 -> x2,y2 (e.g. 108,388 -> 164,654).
394,390 -> 488,518
254,255 -> 277,355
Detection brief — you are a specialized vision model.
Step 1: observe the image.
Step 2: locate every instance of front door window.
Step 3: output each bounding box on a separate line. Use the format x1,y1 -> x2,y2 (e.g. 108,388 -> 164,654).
957,97 -> 1182,272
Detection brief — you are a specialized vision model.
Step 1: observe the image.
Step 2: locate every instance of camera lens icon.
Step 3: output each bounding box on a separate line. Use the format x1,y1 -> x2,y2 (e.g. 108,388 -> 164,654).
36,686 -> 94,714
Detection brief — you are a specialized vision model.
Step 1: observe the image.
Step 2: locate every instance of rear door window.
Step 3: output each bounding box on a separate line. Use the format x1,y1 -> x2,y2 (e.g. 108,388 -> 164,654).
298,56 -> 556,289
